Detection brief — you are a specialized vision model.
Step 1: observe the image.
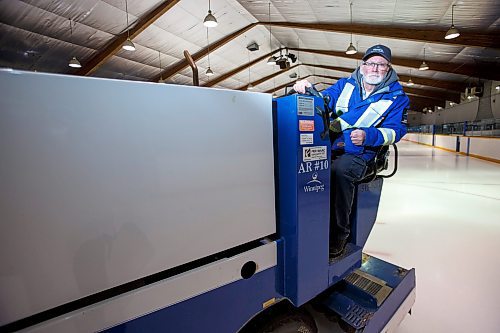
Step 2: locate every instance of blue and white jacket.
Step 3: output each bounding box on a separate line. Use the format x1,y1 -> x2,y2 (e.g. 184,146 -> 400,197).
322,68 -> 409,161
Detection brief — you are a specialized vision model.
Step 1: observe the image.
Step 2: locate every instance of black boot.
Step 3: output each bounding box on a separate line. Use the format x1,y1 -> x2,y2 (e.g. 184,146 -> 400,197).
329,238 -> 347,258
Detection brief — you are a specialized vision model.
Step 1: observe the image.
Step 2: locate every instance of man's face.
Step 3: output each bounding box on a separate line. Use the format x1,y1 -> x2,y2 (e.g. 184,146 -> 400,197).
361,55 -> 391,85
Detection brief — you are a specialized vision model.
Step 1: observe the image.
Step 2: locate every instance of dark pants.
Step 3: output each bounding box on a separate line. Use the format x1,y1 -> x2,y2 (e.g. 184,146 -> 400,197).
330,153 -> 368,244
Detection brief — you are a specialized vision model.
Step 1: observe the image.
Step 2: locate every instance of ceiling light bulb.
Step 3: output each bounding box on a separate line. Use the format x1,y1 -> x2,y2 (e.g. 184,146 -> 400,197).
247,84 -> 254,90
445,25 -> 460,40
407,78 -> 414,86
272,93 -> 278,98
345,42 -> 357,55
68,56 -> 82,68
419,61 -> 429,71
203,10 -> 218,27
267,55 -> 276,65
206,67 -> 214,76
122,38 -> 136,51
495,85 -> 500,91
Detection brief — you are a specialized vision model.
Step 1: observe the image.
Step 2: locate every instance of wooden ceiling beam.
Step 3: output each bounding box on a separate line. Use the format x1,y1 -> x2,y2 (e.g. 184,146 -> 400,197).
264,22 -> 500,49
404,86 -> 460,103
408,95 -> 445,108
303,63 -> 467,92
313,74 -> 341,81
264,75 -> 312,94
202,49 -> 277,87
236,64 -> 299,90
289,47 -> 500,81
153,23 -> 258,82
76,0 -> 180,76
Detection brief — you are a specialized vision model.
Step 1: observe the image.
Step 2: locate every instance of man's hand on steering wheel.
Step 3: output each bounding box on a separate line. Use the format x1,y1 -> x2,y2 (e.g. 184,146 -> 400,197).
292,79 -> 312,94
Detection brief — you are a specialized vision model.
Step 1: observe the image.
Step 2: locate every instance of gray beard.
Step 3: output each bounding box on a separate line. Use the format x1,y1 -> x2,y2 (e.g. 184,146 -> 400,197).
363,74 -> 384,85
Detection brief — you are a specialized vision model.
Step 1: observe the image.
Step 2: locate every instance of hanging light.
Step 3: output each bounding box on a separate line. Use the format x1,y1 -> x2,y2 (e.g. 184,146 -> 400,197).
122,0 -> 135,51
407,69 -> 414,86
122,38 -> 135,51
419,47 -> 429,71
266,3 -> 276,65
345,2 -> 357,55
419,61 -> 429,71
204,0 -> 218,27
205,28 -> 214,77
272,93 -> 278,98
69,56 -> 82,68
346,43 -> 357,55
445,5 -> 460,40
68,19 -> 81,68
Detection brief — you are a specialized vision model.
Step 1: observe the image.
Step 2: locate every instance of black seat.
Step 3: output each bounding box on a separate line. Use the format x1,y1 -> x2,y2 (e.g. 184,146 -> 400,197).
359,144 -> 397,183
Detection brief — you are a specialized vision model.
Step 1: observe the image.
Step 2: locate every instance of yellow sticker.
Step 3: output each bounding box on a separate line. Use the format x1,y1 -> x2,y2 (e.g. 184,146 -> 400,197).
262,298 -> 276,309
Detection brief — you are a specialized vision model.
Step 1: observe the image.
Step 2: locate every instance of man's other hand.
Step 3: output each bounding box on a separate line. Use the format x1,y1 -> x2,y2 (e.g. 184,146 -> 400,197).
350,129 -> 366,146
292,79 -> 312,94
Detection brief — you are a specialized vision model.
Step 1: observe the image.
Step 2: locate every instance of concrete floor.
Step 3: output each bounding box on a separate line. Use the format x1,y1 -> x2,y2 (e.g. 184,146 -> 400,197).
362,140 -> 500,333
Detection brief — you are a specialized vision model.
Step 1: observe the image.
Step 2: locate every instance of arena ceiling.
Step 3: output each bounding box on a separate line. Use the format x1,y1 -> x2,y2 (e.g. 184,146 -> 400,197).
1,0 -> 499,111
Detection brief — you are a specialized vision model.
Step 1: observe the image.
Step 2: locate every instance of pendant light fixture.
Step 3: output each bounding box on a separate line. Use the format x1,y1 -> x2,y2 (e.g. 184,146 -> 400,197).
266,2 -> 276,65
68,56 -> 81,68
205,28 -> 214,76
122,0 -> 135,51
203,0 -> 218,28
419,47 -> 429,71
445,5 -> 460,40
68,19 -> 81,68
407,69 -> 414,86
345,2 -> 357,55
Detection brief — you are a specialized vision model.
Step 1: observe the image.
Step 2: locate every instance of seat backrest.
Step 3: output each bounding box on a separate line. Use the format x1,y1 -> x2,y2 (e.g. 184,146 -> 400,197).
359,146 -> 390,183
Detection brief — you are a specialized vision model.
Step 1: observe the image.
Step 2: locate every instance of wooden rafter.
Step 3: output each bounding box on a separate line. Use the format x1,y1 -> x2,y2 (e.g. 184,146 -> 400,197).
303,63 -> 467,92
289,47 -> 500,81
408,95 -> 445,108
404,86 -> 460,103
152,23 -> 258,82
264,22 -> 500,49
264,75 -> 312,94
202,50 -> 277,87
76,0 -> 180,76
236,64 -> 299,91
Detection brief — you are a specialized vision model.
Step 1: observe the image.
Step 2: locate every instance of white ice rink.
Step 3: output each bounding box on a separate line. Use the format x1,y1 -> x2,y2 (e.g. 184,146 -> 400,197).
365,140 -> 500,333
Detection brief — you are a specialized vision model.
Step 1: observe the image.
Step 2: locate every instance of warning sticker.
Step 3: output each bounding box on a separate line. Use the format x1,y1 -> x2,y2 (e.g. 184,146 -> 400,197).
300,133 -> 314,145
303,146 -> 327,161
299,120 -> 314,132
297,96 -> 314,116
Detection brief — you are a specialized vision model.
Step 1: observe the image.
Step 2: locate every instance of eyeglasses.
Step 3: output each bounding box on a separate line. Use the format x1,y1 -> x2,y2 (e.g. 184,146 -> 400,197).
362,62 -> 390,70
